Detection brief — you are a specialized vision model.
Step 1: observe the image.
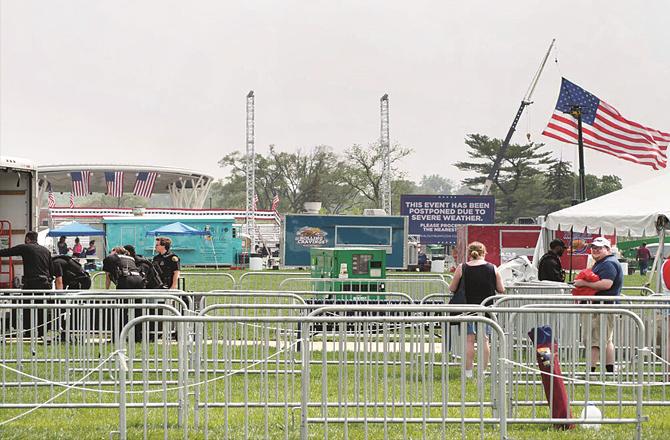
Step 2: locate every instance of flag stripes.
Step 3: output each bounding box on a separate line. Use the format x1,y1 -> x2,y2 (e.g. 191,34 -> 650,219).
542,78 -> 669,170
70,171 -> 91,196
105,171 -> 124,197
133,172 -> 157,198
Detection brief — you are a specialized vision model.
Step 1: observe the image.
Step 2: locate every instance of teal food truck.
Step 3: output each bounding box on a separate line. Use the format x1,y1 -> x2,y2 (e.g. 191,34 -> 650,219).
103,216 -> 242,266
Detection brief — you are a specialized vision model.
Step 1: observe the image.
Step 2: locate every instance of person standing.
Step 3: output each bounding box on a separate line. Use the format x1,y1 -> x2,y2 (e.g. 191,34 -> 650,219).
448,241 -> 505,378
85,240 -> 96,257
574,237 -> 623,373
57,236 -> 69,255
153,237 -> 181,290
72,237 -> 84,257
537,239 -> 567,282
0,231 -> 56,336
636,242 -> 652,276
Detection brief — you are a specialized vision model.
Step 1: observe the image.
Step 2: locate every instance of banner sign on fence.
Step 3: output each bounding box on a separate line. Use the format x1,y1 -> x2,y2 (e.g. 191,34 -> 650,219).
400,194 -> 495,244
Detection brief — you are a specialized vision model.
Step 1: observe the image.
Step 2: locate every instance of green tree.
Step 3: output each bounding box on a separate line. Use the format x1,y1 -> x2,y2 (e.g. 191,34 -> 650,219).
415,174 -> 454,195
340,142 -> 413,213
455,134 -> 553,222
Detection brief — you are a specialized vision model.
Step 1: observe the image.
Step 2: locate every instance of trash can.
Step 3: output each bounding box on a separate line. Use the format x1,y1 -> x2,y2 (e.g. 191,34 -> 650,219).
249,256 -> 264,271
431,258 -> 445,273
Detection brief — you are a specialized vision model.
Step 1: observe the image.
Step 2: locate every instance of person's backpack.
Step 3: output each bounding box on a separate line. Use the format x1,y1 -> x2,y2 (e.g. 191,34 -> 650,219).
134,256 -> 165,289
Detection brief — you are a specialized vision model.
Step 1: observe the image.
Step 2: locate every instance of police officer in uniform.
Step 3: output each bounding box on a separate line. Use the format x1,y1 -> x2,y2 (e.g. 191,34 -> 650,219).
0,231 -> 55,336
0,231 -> 54,289
153,237 -> 181,289
103,246 -> 144,289
53,255 -> 91,290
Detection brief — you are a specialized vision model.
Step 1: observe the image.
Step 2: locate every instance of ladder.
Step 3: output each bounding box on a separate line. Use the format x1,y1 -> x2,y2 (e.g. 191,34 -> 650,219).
0,220 -> 14,288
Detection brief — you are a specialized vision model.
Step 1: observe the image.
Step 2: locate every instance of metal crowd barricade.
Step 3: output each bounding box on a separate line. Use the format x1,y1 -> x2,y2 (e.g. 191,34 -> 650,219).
179,272 -> 236,292
237,272 -> 306,291
0,294 -> 183,413
115,311 -> 508,440
278,277 -> 449,302
491,294 -> 670,407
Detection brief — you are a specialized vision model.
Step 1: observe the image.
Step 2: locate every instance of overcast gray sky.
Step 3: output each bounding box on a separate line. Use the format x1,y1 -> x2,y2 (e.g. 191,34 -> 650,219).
1,1 -> 668,189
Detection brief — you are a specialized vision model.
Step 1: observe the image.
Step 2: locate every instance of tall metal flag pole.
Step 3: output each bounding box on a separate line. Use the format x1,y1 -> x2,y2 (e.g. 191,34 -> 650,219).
570,105 -> 586,203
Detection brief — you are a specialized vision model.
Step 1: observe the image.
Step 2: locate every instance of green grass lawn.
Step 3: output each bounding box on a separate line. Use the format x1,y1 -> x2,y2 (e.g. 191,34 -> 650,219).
1,270 -> 667,439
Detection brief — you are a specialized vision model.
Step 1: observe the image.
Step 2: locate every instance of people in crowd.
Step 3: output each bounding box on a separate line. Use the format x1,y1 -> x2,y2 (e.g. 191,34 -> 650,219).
53,255 -> 91,290
57,236 -> 69,255
538,239 -> 567,282
0,232 -> 55,337
448,241 -> 505,378
72,237 -> 84,257
636,242 -> 652,275
153,237 -> 180,289
85,240 -> 96,257
102,246 -> 144,289
574,237 -> 623,373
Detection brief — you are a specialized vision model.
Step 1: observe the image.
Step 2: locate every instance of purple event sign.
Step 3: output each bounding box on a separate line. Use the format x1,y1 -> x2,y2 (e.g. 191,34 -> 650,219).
399,194 -> 495,244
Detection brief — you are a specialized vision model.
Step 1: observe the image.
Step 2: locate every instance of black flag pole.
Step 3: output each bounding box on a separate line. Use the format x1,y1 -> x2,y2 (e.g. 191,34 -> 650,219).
570,105 -> 586,203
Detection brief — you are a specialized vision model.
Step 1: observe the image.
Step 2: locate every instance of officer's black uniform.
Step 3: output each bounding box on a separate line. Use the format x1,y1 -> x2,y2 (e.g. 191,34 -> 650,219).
0,243 -> 55,289
0,242 -> 55,336
153,252 -> 181,289
102,254 -> 144,289
53,255 -> 91,290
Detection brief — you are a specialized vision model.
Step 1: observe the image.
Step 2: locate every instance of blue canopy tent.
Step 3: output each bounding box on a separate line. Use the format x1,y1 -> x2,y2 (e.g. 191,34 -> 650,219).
146,222 -> 217,267
145,222 -> 211,237
47,221 -> 106,237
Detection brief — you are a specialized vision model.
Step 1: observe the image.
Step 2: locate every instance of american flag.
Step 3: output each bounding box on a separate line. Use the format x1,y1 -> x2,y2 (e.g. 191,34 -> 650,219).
133,172 -> 157,198
105,171 -> 124,197
252,193 -> 259,210
543,78 -> 669,170
70,171 -> 91,196
47,183 -> 56,208
271,193 -> 280,212
69,192 -> 75,209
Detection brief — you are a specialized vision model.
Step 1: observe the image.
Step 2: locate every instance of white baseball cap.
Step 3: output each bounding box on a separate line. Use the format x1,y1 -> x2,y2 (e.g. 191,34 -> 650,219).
590,237 -> 611,248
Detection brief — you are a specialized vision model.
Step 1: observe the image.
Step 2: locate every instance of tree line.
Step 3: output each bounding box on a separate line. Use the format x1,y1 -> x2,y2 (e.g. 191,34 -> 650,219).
207,133 -> 623,223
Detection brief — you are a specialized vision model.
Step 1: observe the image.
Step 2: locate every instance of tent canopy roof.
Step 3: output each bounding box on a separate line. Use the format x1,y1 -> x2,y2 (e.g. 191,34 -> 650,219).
545,172 -> 670,236
47,221 -> 106,237
145,222 -> 211,236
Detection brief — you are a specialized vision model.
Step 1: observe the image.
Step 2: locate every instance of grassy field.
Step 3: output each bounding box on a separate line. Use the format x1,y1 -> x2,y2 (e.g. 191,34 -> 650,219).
0,270 -> 667,439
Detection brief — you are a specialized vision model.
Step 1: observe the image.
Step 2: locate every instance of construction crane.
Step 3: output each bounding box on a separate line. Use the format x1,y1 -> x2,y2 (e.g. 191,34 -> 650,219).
380,94 -> 391,214
245,90 -> 256,250
480,39 -> 556,196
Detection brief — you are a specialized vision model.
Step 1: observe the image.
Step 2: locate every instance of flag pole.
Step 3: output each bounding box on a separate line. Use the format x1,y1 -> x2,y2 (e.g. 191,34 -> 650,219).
570,105 -> 586,203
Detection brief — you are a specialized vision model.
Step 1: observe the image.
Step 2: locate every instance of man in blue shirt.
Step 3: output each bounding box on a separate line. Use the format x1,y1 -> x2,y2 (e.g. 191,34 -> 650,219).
574,236 -> 623,373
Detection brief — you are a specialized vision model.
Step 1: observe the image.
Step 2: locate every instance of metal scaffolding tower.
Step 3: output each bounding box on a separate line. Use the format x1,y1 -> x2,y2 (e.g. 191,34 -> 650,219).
380,94 -> 391,214
245,90 -> 256,249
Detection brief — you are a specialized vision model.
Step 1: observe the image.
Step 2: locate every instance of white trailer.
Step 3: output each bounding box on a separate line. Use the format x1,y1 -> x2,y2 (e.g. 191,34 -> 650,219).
0,156 -> 39,287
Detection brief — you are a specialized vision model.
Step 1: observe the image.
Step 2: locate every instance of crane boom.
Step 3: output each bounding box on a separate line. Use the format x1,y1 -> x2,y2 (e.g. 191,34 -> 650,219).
480,39 -> 555,196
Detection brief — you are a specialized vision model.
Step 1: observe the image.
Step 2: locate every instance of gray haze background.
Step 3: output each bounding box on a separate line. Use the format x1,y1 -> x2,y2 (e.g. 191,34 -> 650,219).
1,1 -> 669,188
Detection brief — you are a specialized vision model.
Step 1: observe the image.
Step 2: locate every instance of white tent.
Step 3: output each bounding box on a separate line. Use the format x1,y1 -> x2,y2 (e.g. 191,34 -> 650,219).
545,172 -> 670,236
535,172 -> 670,287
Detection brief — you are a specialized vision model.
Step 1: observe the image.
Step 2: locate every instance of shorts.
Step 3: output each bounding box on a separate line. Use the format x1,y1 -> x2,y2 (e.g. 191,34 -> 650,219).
466,322 -> 492,336
581,313 -> 614,347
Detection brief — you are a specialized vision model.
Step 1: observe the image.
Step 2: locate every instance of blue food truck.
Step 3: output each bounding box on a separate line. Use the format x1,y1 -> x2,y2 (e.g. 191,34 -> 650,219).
103,216 -> 242,266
